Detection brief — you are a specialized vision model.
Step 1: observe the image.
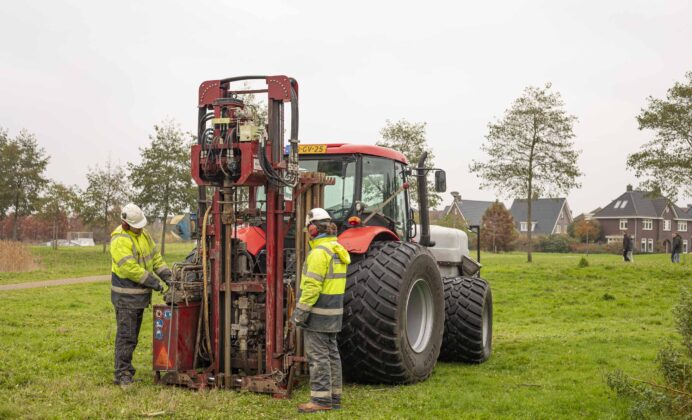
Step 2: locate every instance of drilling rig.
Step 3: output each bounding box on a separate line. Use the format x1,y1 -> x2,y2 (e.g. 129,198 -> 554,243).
152,75 -> 493,396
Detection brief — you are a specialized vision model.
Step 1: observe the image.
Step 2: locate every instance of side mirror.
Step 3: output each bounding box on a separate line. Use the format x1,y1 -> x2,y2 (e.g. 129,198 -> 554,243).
434,170 -> 446,192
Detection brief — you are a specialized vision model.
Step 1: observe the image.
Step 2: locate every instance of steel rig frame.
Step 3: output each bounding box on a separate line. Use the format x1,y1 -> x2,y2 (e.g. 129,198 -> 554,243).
152,75 -> 327,397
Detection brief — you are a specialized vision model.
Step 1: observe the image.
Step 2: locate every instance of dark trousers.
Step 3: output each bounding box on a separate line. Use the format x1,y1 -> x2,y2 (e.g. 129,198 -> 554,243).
303,329 -> 342,407
114,308 -> 144,381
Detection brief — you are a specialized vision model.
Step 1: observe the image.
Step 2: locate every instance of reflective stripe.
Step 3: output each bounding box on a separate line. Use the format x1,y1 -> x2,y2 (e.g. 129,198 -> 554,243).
324,273 -> 346,279
143,254 -> 153,263
156,266 -> 171,275
297,302 -> 312,311
111,286 -> 150,295
314,245 -> 335,258
310,390 -> 331,398
303,271 -> 325,282
116,255 -> 135,267
137,271 -> 148,284
310,307 -> 343,316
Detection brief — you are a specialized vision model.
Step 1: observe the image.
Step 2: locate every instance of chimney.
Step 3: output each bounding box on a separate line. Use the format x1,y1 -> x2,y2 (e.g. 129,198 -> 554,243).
451,191 -> 461,203
626,184 -> 633,192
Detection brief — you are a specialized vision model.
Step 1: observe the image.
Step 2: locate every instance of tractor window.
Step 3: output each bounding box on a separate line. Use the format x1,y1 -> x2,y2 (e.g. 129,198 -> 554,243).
299,158 -> 356,221
362,156 -> 406,235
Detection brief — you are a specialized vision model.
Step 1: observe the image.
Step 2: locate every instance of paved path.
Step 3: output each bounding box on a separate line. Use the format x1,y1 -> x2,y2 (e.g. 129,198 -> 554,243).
0,275 -> 110,291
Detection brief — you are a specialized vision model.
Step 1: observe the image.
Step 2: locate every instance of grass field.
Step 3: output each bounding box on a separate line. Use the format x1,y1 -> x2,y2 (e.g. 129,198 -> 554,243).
0,243 -> 195,285
0,251 -> 690,418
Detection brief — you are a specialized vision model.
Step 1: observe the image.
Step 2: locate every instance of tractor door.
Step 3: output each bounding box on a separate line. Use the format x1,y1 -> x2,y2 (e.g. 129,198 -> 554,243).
359,156 -> 409,240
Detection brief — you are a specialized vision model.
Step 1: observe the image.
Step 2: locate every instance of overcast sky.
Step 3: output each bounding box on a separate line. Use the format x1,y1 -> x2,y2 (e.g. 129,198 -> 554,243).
1,0 -> 690,215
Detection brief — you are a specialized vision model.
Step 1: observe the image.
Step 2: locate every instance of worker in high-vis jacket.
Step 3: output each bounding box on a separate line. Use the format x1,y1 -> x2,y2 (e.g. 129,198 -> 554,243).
110,203 -> 171,388
292,208 -> 351,413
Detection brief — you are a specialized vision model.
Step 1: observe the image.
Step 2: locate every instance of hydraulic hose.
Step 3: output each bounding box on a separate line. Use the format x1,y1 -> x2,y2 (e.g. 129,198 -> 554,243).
201,205 -> 214,365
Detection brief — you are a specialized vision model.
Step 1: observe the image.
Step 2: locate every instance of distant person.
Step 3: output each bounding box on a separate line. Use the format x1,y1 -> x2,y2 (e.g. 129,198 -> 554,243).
110,203 -> 172,388
671,232 -> 682,263
623,233 -> 633,262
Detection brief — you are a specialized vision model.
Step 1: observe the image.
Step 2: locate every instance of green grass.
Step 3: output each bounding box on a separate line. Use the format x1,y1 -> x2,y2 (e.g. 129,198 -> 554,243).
0,252 -> 690,418
0,243 -> 195,285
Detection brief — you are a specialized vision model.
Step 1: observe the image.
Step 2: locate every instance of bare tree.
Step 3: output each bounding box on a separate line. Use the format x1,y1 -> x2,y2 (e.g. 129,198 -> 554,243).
470,83 -> 581,262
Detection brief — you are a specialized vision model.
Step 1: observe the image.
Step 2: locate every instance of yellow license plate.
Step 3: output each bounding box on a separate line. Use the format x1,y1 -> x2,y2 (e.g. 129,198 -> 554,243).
298,144 -> 327,154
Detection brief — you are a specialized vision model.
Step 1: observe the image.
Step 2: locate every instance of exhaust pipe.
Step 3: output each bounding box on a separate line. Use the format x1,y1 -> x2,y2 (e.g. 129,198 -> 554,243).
416,153 -> 435,247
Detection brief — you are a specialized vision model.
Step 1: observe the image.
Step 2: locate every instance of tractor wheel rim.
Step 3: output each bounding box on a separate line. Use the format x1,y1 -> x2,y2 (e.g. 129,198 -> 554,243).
406,278 -> 434,353
482,301 -> 490,348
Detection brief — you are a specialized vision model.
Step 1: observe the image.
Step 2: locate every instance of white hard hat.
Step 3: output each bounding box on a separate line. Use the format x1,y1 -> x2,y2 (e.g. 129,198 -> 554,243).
306,208 -> 331,226
121,203 -> 147,229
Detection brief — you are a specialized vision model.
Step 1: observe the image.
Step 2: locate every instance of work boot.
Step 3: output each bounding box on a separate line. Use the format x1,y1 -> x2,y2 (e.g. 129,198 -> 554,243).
297,402 -> 331,413
116,376 -> 134,390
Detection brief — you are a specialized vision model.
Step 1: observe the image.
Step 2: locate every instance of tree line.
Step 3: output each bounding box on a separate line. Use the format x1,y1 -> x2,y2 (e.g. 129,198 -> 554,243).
0,119 -> 195,255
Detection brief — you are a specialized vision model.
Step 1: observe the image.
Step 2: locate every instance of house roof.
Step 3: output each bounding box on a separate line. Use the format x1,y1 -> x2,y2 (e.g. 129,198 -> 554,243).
458,200 -> 495,226
593,190 -> 692,220
510,198 -> 568,235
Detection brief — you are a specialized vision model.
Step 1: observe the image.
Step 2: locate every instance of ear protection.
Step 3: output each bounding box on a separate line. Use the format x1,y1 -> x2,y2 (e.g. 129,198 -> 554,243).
307,223 -> 319,238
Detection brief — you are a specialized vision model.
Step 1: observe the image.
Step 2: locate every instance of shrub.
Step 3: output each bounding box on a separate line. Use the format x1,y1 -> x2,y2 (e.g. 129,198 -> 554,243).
578,256 -> 589,268
606,288 -> 691,418
538,234 -> 576,253
0,240 -> 38,272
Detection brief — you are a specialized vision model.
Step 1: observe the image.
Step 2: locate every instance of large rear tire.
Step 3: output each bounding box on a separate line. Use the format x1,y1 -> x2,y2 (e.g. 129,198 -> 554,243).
439,276 -> 492,363
339,241 -> 445,384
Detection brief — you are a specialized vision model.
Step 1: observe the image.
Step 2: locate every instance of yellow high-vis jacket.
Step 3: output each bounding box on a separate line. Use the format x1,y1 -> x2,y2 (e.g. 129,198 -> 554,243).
297,235 -> 351,332
110,225 -> 170,308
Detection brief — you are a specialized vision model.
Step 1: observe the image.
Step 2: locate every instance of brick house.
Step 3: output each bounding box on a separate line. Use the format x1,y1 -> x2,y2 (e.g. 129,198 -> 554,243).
592,185 -> 692,253
509,198 -> 573,235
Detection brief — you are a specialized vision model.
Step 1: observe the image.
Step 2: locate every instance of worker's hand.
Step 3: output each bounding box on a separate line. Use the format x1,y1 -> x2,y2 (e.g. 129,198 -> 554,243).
291,307 -> 310,328
159,271 -> 172,287
142,272 -> 164,291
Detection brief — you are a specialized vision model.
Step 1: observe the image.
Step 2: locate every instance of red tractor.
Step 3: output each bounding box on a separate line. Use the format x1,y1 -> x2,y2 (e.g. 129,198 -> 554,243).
153,76 -> 492,395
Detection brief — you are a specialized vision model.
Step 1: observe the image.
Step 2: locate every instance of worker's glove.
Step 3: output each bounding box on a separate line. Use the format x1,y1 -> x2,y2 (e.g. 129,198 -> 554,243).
158,269 -> 173,287
291,307 -> 310,328
142,272 -> 164,292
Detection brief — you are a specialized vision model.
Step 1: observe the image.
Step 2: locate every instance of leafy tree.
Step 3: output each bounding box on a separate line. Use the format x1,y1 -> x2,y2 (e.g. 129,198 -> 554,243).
377,119 -> 442,209
81,159 -> 130,253
572,219 -> 602,247
480,201 -> 517,252
627,72 -> 692,201
128,119 -> 195,255
39,182 -> 81,249
0,129 -> 50,240
470,83 -> 582,262
433,212 -> 466,230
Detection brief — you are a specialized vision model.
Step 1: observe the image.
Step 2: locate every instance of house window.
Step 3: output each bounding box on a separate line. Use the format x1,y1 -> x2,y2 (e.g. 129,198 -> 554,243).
664,220 -> 671,231
520,222 -> 536,232
643,219 -> 653,230
648,238 -> 654,253
684,240 -> 689,253
614,200 -> 622,209
621,200 -> 628,208
679,221 -> 688,232
620,219 -> 628,230
555,225 -> 561,234
641,238 -> 647,253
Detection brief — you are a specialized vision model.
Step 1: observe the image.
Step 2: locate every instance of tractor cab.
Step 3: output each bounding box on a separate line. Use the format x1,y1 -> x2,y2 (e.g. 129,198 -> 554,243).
296,144 -> 411,240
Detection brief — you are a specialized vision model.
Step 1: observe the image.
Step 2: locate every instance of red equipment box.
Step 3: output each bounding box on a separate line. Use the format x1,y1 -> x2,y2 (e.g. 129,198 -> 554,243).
153,303 -> 200,371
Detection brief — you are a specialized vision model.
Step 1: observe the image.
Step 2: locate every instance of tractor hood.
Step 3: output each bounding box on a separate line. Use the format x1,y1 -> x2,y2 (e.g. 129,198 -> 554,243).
413,224 -> 470,264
